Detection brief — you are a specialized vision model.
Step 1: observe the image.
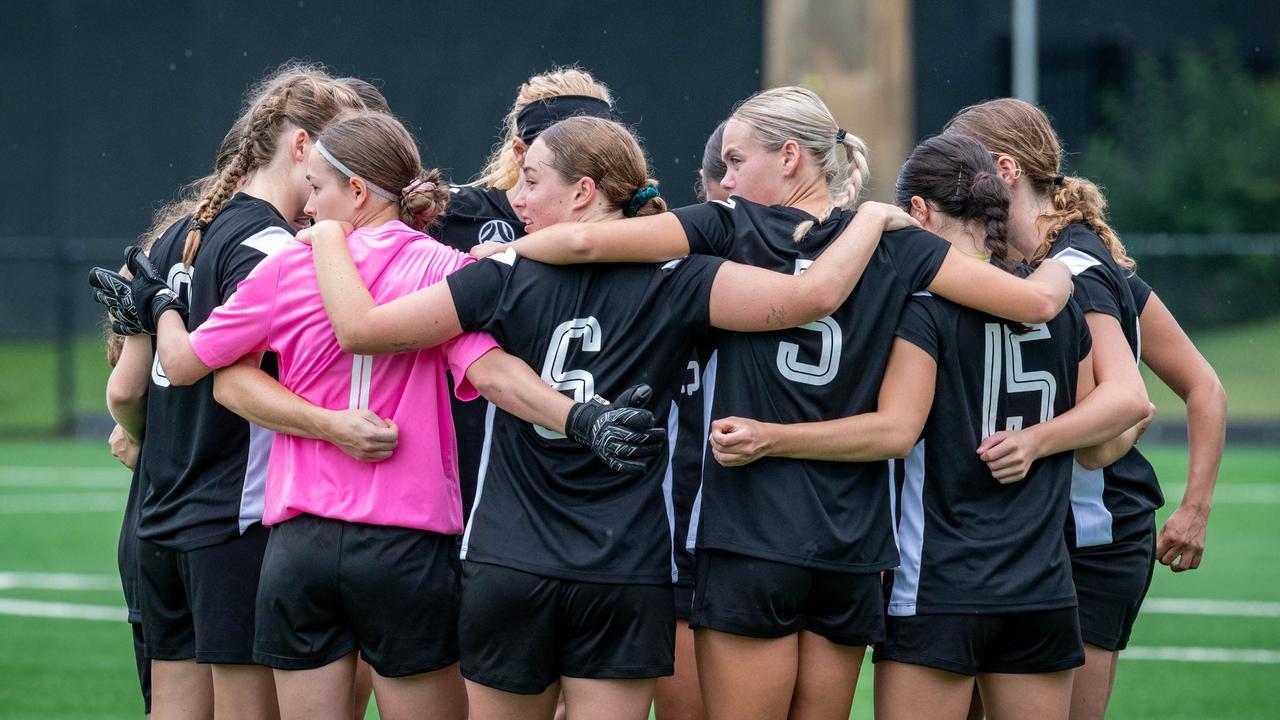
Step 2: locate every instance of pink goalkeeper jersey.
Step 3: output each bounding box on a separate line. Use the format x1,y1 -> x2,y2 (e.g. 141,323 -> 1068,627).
189,220 -> 498,534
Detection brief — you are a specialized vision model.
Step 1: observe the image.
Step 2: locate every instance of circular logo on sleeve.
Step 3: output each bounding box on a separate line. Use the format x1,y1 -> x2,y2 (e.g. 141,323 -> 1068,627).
478,219 -> 516,244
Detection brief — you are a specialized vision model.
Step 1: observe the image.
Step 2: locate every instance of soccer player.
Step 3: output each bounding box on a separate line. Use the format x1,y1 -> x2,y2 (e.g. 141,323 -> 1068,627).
945,98 -> 1223,720
91,64 -> 366,719
433,67 -> 617,528
476,87 -> 1077,719
654,120 -> 729,720
707,133 -> 1147,720
95,111 -> 663,720
301,115 -> 927,720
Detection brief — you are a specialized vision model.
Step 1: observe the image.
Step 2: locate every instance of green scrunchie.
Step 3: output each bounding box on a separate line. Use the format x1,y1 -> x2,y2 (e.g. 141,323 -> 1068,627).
625,185 -> 662,217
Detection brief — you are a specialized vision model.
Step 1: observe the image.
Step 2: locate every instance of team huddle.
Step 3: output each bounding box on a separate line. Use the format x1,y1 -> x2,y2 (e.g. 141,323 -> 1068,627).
90,62 -> 1225,720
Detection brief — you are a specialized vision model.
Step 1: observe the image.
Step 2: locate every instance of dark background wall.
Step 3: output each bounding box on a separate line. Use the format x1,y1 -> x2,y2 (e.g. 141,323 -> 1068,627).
0,0 -> 764,337
912,0 -> 1280,168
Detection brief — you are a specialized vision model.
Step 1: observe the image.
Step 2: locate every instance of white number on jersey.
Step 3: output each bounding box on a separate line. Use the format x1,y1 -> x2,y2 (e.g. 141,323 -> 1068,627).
981,322 -> 1057,437
151,262 -> 194,388
534,317 -> 602,439
776,259 -> 842,386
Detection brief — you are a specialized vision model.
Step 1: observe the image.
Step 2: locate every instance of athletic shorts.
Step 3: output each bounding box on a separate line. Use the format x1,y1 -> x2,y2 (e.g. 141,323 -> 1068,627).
689,549 -> 885,646
673,582 -> 695,622
873,608 -> 1084,675
253,514 -> 461,677
1071,518 -> 1158,651
459,561 -> 675,694
138,522 -> 269,664
130,622 -> 151,715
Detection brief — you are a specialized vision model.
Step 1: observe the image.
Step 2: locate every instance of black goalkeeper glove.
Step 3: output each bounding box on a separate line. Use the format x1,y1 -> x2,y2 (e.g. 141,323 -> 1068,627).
88,265 -> 147,336
125,246 -> 187,333
567,383 -> 666,475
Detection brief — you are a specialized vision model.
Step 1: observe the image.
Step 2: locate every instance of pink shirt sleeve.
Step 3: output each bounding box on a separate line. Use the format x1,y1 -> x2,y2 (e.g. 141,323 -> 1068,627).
441,331 -> 500,401
189,251 -> 282,368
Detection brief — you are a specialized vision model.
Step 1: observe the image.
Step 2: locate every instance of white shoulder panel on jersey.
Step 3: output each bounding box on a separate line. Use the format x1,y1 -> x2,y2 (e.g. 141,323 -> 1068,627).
1051,247 -> 1102,277
661,257 -> 686,271
491,248 -> 519,266
912,290 -> 933,297
240,226 -> 293,256
712,198 -> 737,209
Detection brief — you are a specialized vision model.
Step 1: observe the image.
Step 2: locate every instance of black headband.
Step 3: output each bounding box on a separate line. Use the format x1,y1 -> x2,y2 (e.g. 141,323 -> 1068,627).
516,95 -> 613,144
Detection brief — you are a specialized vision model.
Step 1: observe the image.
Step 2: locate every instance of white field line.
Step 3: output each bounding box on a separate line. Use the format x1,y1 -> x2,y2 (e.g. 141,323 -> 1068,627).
1123,646 -> 1280,664
0,572 -> 120,591
1142,598 -> 1280,618
0,492 -> 126,514
0,598 -> 126,622
0,467 -> 129,487
1162,483 -> 1280,505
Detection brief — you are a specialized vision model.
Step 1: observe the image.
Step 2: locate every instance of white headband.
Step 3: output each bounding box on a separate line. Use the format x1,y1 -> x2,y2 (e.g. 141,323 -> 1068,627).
314,141 -> 397,202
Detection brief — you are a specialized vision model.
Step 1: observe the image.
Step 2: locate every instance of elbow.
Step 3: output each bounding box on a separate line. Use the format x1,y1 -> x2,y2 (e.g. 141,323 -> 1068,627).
106,381 -> 145,415
164,363 -> 201,387
564,225 -> 597,261
1022,293 -> 1062,325
1076,449 -> 1107,472
809,288 -> 843,321
334,325 -> 376,355
211,372 -> 235,408
884,424 -> 921,459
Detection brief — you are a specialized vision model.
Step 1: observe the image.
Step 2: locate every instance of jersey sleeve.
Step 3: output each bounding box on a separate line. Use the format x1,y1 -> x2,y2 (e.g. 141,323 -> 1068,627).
672,201 -> 737,257
219,226 -> 294,303
446,250 -> 517,332
189,250 -> 283,368
439,332 -> 500,402
883,227 -> 951,292
894,293 -> 942,360
1127,272 -> 1153,315
1068,299 -> 1094,362
1049,227 -> 1123,321
662,254 -> 727,333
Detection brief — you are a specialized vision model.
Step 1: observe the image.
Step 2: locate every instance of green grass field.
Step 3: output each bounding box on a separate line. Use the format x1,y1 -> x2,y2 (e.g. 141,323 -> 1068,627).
2,312 -> 1277,435
0,442 -> 1276,718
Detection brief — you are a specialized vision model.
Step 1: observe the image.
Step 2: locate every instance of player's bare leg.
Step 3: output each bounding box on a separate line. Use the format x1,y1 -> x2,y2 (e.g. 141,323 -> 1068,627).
466,679 -> 560,720
787,631 -> 863,719
273,653 -> 354,720
352,656 -> 373,719
978,669 -> 1073,720
150,659 -> 213,720
874,661 -> 974,720
370,662 -> 467,720
1068,644 -> 1117,720
696,629 -> 797,720
212,663 -> 279,720
561,677 -> 656,720
655,620 -> 705,720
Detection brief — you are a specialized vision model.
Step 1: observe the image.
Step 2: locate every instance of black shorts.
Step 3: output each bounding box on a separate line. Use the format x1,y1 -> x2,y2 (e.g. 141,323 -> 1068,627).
689,549 -> 884,646
459,561 -> 675,694
253,514 -> 461,677
673,582 -> 695,622
138,522 -> 269,664
1071,519 -> 1157,651
130,622 -> 151,715
874,609 -> 1084,676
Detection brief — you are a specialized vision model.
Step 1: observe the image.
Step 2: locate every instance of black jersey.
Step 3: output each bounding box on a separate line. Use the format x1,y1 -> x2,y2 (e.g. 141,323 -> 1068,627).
136,193 -> 291,551
446,251 -> 724,584
1049,225 -> 1162,547
669,344 -> 713,589
1127,272 -> 1153,315
673,197 -> 950,572
434,185 -> 527,516
888,292 -> 1092,616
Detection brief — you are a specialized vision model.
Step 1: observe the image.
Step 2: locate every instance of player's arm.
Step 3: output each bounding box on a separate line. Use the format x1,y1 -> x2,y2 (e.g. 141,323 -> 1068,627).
213,356 -> 397,462
472,212 -> 692,263
106,334 -> 152,441
978,328 -> 1150,483
928,251 -> 1073,324
306,220 -> 465,355
710,338 -> 935,465
1139,292 -> 1225,572
154,311 -> 215,385
464,348 -> 665,475
706,203 -> 917,331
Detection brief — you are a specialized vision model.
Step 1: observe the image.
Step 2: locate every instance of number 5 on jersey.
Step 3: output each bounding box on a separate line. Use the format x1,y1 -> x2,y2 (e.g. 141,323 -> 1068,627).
981,323 -> 1057,437
776,259 -> 842,386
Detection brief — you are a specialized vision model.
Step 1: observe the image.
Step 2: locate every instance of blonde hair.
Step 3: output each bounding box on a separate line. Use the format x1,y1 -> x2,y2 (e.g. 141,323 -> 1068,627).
732,87 -> 870,240
316,112 -> 450,231
182,62 -> 365,265
944,98 -> 1134,269
537,117 -> 667,218
471,67 -> 614,191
